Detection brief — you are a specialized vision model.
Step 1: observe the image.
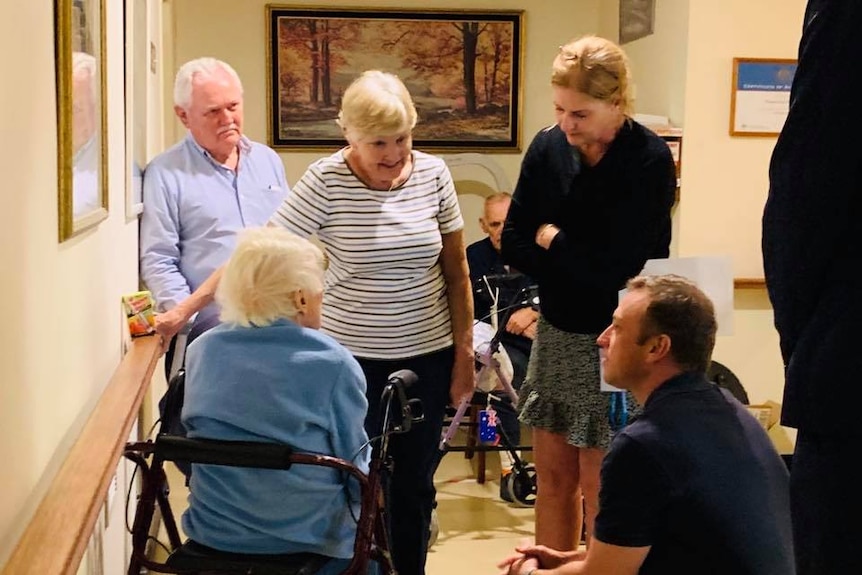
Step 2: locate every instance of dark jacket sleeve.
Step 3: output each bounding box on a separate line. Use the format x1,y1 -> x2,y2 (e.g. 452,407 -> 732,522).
546,139 -> 676,292
501,128 -> 558,281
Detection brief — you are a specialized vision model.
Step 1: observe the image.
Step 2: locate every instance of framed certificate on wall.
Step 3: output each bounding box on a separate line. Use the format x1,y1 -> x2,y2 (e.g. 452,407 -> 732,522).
730,57 -> 797,137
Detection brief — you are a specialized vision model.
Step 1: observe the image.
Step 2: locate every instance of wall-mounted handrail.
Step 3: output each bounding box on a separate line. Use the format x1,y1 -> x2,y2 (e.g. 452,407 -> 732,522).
1,335 -> 161,575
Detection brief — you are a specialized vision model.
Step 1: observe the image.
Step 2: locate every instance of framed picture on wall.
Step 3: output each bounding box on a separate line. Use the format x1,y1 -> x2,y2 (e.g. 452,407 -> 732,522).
619,0 -> 655,45
265,6 -> 524,152
56,0 -> 109,241
729,57 -> 797,137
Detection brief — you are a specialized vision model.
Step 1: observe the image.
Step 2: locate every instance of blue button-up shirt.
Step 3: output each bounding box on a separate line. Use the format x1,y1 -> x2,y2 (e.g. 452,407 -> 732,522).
140,134 -> 288,325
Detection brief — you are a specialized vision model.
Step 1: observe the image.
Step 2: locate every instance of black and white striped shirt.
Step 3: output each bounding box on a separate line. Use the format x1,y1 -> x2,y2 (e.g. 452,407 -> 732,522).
270,149 -> 464,359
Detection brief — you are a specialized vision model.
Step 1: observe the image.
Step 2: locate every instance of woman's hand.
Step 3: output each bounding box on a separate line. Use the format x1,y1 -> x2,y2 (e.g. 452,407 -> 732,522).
449,350 -> 476,407
535,224 -> 560,250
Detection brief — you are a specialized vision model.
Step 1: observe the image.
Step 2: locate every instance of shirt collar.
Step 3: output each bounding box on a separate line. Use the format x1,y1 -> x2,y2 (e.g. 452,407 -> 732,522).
643,371 -> 713,410
186,133 -> 251,165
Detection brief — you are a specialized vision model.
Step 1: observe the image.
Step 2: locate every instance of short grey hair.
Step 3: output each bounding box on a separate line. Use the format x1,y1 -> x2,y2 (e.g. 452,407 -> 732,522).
485,191 -> 512,208
216,227 -> 326,327
72,51 -> 98,102
173,57 -> 243,110
336,70 -> 418,140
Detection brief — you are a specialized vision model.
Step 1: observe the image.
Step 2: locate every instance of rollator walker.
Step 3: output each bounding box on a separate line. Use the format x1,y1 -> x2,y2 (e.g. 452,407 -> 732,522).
124,369 -> 423,575
439,278 -> 538,506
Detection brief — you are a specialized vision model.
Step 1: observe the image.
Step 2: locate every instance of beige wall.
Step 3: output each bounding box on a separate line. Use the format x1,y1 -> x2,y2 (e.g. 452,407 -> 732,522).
616,0 -> 690,127
0,0 -> 161,570
679,0 -> 806,278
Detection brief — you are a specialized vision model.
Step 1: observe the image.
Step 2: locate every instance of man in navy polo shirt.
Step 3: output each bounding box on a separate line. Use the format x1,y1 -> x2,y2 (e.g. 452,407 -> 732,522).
499,274 -> 793,575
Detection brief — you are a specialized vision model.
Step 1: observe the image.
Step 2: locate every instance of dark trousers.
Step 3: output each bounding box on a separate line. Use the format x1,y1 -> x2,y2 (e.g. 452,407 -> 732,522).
358,347 -> 453,575
791,430 -> 862,574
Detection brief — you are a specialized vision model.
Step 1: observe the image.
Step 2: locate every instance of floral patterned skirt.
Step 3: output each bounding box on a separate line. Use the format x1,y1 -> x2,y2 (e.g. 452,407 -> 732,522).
518,316 -> 639,450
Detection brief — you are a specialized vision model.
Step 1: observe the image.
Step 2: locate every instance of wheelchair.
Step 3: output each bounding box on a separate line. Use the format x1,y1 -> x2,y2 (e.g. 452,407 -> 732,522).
124,370 -> 421,575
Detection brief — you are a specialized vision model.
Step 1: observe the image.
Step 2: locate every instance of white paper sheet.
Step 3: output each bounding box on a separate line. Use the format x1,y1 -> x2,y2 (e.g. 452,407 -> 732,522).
634,256 -> 734,336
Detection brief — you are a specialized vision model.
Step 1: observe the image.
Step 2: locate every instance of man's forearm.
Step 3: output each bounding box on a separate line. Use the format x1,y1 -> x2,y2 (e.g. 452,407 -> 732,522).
179,266 -> 224,317
154,266 -> 225,340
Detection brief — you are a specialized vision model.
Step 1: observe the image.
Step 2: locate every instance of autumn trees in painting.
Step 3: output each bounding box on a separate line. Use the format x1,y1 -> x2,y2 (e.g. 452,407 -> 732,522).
267,8 -> 522,150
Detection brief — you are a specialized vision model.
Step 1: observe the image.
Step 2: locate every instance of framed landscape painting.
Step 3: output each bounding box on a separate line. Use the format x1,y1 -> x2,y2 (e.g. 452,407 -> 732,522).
266,6 -> 524,152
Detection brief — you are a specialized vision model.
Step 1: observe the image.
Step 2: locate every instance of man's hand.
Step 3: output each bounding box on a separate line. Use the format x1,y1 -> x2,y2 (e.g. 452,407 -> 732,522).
497,553 -> 539,575
449,350 -> 476,406
514,544 -> 583,569
507,307 -> 539,337
522,321 -> 538,340
154,306 -> 193,343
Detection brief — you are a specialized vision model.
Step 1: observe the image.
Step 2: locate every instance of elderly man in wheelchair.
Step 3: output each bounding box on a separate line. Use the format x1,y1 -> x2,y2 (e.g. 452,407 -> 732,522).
126,228 -> 418,575
464,192 -> 539,502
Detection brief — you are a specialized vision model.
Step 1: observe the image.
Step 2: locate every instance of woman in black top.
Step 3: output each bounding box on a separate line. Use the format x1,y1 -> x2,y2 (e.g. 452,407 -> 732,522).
502,35 -> 676,551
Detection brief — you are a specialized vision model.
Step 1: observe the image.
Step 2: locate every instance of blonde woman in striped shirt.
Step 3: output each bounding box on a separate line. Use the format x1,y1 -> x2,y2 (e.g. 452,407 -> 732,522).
270,71 -> 474,575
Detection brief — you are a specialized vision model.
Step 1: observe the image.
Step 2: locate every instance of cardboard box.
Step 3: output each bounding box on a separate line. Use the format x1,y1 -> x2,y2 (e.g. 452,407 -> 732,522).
747,400 -> 794,455
746,401 -> 779,430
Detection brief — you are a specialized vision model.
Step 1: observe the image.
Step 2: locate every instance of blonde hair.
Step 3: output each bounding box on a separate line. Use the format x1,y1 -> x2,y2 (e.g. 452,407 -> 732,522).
552,35 -> 633,116
336,70 -> 418,139
216,227 -> 325,327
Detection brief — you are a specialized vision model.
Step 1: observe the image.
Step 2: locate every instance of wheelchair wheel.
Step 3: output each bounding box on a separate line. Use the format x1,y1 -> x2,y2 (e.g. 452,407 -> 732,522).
503,463 -> 537,507
428,507 -> 439,548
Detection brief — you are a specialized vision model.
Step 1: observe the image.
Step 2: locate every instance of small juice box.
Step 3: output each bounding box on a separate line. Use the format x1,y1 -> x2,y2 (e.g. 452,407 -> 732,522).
122,290 -> 156,337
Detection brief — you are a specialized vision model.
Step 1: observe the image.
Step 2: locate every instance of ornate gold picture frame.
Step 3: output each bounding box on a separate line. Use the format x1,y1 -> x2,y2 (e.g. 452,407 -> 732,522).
56,0 -> 108,241
266,5 -> 524,152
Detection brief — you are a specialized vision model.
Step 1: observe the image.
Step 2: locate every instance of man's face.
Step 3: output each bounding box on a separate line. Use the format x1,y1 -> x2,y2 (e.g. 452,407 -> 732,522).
597,290 -> 653,389
480,197 -> 510,252
72,67 -> 97,154
175,68 -> 244,161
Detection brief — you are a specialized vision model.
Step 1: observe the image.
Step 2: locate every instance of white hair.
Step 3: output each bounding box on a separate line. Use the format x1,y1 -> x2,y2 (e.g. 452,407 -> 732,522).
216,227 -> 325,327
173,57 -> 243,110
72,51 -> 98,102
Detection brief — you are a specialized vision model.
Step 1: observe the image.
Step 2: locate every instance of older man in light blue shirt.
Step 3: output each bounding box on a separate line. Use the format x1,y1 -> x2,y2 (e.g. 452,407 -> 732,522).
140,57 -> 288,353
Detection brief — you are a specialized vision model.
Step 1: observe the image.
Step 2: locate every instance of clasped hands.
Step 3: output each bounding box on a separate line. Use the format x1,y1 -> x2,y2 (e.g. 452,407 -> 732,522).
497,540 -> 584,575
507,307 -> 538,340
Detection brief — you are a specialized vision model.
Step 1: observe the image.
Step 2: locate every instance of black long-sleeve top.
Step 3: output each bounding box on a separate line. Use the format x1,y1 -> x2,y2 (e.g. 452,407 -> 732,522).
502,121 -> 676,334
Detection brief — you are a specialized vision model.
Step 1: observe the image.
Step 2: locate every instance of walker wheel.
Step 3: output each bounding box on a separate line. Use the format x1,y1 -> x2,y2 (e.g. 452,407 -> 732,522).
504,463 -> 537,507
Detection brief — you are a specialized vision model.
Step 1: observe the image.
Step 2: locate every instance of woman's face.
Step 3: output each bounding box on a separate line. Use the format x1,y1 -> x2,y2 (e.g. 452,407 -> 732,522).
552,86 -> 623,148
347,132 -> 413,189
